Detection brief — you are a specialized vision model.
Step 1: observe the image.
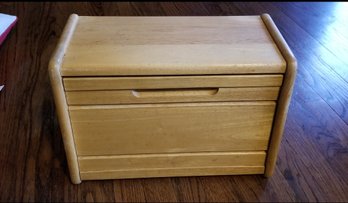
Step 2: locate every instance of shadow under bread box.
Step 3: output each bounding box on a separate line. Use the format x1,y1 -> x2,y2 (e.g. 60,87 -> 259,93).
49,14 -> 296,184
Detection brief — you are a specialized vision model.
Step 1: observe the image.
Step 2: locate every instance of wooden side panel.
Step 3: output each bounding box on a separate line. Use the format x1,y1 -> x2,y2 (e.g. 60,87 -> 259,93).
261,14 -> 297,177
66,87 -> 280,105
48,14 -> 81,184
63,75 -> 283,91
69,102 -> 276,156
79,151 -> 266,180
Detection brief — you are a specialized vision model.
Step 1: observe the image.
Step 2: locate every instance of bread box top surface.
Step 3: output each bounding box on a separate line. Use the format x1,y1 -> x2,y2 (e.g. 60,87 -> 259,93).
60,15 -> 286,76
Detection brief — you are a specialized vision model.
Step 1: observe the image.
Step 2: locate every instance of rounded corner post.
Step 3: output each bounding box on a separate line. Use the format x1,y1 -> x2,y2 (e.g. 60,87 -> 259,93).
261,13 -> 297,177
49,13 -> 81,183
263,172 -> 271,178
70,13 -> 79,19
261,13 -> 270,18
71,177 -> 82,185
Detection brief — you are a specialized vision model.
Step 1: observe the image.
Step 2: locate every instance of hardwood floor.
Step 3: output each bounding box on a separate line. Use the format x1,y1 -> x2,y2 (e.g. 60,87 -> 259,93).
1,2 -> 348,202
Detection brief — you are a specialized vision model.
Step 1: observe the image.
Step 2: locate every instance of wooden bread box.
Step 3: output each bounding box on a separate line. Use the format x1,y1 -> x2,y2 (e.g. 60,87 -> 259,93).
49,14 -> 296,184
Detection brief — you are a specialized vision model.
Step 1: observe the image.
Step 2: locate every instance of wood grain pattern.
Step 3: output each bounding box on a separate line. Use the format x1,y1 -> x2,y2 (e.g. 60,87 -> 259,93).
69,102 -> 276,156
61,16 -> 286,76
63,75 -> 284,91
78,151 -> 266,173
66,87 -> 280,105
1,2 -> 348,202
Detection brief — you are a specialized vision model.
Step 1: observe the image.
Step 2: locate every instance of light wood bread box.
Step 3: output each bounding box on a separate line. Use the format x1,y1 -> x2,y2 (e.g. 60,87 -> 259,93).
49,14 -> 296,184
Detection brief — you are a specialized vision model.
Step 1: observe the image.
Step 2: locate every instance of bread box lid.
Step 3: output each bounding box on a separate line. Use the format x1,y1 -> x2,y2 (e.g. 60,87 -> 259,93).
60,15 -> 286,76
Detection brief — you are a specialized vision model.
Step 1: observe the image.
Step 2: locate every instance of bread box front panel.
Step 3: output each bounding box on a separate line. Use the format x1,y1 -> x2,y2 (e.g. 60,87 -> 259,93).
69,102 -> 276,156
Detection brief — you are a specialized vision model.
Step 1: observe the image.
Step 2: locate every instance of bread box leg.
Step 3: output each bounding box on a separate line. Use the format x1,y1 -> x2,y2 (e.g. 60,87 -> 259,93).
261,14 -> 297,177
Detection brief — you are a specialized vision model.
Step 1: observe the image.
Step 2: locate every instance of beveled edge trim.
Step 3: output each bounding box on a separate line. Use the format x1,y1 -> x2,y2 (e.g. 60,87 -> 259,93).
261,13 -> 297,177
48,14 -> 81,184
63,75 -> 284,91
80,166 -> 265,180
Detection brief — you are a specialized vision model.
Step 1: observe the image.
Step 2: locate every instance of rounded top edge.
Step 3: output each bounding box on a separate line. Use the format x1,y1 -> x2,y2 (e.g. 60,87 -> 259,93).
49,13 -> 79,72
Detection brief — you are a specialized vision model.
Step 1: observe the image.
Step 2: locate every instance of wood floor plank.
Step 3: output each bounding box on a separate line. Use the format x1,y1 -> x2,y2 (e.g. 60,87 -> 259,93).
275,2 -> 348,81
232,2 -> 348,199
276,86 -> 348,201
113,179 -> 147,202
260,2 -> 348,124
